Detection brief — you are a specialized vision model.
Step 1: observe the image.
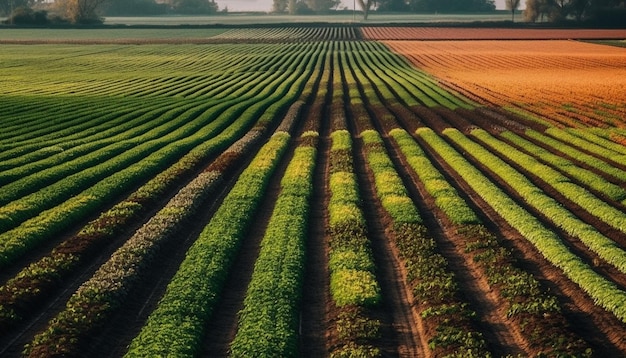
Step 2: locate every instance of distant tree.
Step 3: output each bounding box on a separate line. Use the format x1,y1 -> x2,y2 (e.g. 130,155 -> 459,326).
55,0 -> 109,23
0,0 -> 29,16
172,0 -> 217,14
376,0 -> 407,12
505,0 -> 521,21
273,0 -> 287,12
524,0 -> 552,21
356,0 -> 374,19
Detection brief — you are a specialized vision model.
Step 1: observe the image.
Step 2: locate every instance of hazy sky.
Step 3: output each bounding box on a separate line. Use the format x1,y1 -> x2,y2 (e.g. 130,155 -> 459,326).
218,0 -> 512,12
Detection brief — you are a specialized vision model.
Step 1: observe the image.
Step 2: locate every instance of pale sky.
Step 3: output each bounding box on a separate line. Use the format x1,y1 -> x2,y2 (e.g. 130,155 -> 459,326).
217,0 -> 512,13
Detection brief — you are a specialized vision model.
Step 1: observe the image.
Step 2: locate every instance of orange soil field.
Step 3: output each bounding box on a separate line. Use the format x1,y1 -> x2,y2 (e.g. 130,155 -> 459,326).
384,40 -> 626,128
363,27 -> 626,40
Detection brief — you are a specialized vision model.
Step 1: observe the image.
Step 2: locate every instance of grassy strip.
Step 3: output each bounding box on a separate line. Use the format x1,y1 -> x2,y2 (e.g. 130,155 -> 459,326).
473,129 -> 626,230
391,128 -> 590,356
362,129 -> 489,357
446,128 -> 626,275
418,127 -> 626,324
229,131 -> 318,357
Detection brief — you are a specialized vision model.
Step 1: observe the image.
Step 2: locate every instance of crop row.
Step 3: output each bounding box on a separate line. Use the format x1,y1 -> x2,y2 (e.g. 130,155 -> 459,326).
419,127 -> 626,323
471,129 -> 626,231
0,43 -> 323,269
230,131 -> 318,357
359,129 -> 490,356
389,129 -> 590,355
212,27 -> 358,41
123,45 -> 324,356
447,128 -> 626,275
22,71 -> 314,355
498,130 -> 626,204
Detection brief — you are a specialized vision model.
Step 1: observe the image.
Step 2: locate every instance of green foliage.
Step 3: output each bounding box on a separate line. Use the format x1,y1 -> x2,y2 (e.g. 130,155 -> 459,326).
230,134 -> 317,357
419,127 -> 626,324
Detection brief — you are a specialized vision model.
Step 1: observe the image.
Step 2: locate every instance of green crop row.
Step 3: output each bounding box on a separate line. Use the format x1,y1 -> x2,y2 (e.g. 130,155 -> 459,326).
525,129 -> 626,183
230,132 -> 318,357
499,130 -> 626,204
447,128 -> 626,274
389,128 -> 479,225
0,91 -> 278,334
124,131 -> 291,357
0,100 -> 203,206
123,44 -> 323,356
568,128 -> 626,156
0,42 -> 319,268
391,129 -> 588,355
21,80 -> 312,355
24,168 -> 223,357
360,129 -> 489,357
327,127 -> 381,358
546,128 -> 626,164
418,127 -> 626,324
473,129 -> 626,230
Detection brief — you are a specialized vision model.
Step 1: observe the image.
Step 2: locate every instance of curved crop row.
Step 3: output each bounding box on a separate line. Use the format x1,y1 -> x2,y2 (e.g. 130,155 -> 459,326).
123,44 -> 324,356
0,43 -> 318,269
498,130 -> 626,204
390,128 -> 590,356
419,127 -> 626,323
446,128 -> 626,274
472,128 -> 626,230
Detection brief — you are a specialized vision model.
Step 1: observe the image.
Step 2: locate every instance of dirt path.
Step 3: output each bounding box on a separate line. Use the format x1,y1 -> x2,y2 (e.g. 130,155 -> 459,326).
352,135 -> 423,358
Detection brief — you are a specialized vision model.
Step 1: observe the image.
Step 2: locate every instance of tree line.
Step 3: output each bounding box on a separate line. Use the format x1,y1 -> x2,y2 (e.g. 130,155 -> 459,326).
523,0 -> 626,23
1,0 -> 624,24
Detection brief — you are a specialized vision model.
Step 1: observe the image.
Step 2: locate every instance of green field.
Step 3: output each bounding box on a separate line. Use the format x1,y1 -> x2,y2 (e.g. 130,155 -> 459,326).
1,27 -> 625,358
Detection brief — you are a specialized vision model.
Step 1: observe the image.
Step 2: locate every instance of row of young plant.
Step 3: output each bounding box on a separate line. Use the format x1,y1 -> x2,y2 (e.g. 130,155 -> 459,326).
0,45 -> 306,165
471,129 -> 626,232
0,44 -> 296,154
0,93 -> 288,335
568,128 -> 626,156
212,27 -> 358,41
0,102 -> 155,172
447,128 -> 626,275
124,134 -> 292,357
359,129 -> 490,356
545,127 -> 626,165
349,41 -> 474,110
0,44 -> 320,269
0,100 -> 207,208
123,46 -> 324,357
418,127 -> 626,323
336,38 -> 592,354
498,130 -> 626,205
389,129 -> 591,356
0,102 -> 236,268
229,130 -> 318,357
327,127 -> 382,357
23,43 -> 322,354
323,47 -> 384,356
524,129 -> 626,183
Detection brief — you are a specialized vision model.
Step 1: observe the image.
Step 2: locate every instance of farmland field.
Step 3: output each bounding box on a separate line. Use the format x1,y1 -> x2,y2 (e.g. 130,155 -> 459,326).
1,26 -> 625,357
